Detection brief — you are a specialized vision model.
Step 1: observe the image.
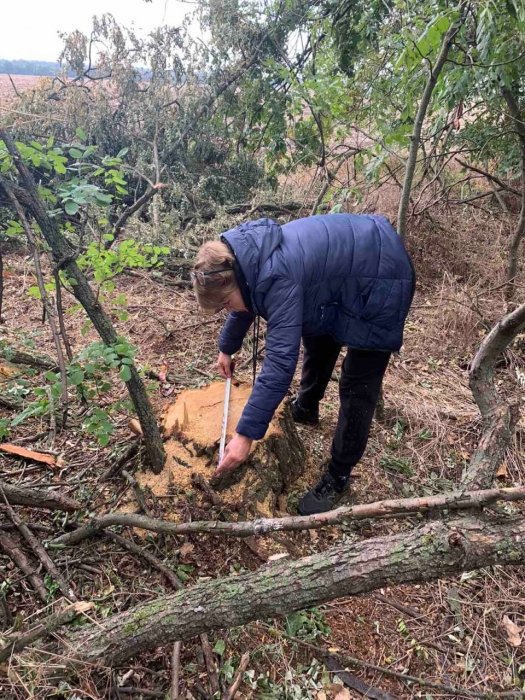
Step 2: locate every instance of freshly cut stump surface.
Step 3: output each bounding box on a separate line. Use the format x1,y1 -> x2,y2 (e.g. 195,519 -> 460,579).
137,382 -> 304,517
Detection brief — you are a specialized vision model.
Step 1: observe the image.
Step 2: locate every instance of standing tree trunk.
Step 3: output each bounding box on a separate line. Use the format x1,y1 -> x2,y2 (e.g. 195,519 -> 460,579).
397,21 -> 460,238
502,87 -> 525,302
0,128 -> 166,474
64,515 -> 525,666
463,300 -> 525,489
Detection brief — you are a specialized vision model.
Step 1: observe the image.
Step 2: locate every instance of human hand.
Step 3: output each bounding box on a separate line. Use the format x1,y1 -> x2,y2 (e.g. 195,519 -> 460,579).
216,433 -> 253,476
217,352 -> 233,378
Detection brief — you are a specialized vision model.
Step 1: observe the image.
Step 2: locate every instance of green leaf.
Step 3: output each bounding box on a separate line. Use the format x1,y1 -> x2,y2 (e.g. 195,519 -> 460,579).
76,127 -> 87,141
435,16 -> 450,32
119,365 -> 131,382
69,148 -> 84,159
69,369 -> 85,386
213,639 -> 226,656
64,200 -> 79,215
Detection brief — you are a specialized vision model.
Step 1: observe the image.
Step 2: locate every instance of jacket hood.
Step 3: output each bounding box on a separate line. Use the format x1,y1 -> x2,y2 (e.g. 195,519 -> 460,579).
220,219 -> 282,311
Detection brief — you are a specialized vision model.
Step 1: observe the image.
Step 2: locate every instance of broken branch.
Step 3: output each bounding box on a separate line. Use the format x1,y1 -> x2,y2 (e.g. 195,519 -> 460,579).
51,486 -> 525,547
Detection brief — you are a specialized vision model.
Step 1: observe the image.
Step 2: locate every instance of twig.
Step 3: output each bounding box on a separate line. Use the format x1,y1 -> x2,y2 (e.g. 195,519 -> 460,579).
373,593 -> 420,618
455,158 -> 521,197
223,651 -> 249,700
262,625 -> 523,699
0,532 -> 47,602
0,601 -> 93,662
122,469 -> 152,516
0,486 -> 76,601
200,634 -> 220,695
100,440 -> 140,481
50,486 -> 525,547
0,180 -> 69,427
104,531 -> 181,590
323,654 -> 395,700
46,386 -> 56,446
118,688 -> 165,698
171,641 -> 182,699
54,271 -> 73,361
105,184 -> 163,250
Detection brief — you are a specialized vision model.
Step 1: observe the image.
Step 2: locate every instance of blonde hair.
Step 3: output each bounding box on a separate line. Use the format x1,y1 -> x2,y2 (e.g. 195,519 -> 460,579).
192,240 -> 238,314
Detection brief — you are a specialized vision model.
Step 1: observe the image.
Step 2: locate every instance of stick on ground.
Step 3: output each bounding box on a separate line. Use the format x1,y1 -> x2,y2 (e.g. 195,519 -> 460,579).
0,532 -> 47,603
0,486 -> 76,601
200,634 -> 219,695
171,641 -> 182,700
50,486 -> 525,547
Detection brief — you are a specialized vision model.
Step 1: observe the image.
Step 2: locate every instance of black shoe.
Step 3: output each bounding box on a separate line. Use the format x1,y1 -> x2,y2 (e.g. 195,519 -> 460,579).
298,470 -> 349,515
290,398 -> 319,426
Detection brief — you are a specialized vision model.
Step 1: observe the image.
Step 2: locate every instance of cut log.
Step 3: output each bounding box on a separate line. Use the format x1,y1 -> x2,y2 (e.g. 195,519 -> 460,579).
64,515 -> 525,665
0,481 -> 80,512
137,381 -> 305,516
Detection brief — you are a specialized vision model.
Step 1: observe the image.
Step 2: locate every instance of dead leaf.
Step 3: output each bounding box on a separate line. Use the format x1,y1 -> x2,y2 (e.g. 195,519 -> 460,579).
0,363 -> 16,378
496,462 -> 508,478
317,692 -> 327,700
0,444 -> 56,467
502,615 -> 522,647
334,689 -> 351,700
268,553 -> 289,562
158,359 -> 168,384
325,684 -> 344,697
179,542 -> 194,558
128,419 -> 143,437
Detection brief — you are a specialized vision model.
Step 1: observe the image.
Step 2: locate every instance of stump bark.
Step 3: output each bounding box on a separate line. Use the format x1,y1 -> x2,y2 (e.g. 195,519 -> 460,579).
153,381 -> 304,516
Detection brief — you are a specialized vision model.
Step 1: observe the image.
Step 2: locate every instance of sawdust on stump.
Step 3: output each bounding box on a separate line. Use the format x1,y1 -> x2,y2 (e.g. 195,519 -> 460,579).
135,381 -> 305,518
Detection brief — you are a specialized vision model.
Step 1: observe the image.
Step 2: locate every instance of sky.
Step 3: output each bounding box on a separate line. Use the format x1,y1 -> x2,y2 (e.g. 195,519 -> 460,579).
0,0 -> 197,62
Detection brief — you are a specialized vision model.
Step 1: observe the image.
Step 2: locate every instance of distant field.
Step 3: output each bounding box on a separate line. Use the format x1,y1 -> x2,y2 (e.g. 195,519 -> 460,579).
0,74 -> 45,104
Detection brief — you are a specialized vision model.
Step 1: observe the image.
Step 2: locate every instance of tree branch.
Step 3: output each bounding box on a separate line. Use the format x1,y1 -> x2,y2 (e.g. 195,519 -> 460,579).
50,486 -> 525,547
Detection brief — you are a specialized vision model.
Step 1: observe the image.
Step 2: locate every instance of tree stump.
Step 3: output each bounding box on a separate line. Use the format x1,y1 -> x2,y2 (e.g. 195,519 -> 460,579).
135,382 -> 304,517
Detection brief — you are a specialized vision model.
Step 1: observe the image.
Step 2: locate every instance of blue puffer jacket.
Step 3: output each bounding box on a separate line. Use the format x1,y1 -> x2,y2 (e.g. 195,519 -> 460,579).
219,214 -> 415,440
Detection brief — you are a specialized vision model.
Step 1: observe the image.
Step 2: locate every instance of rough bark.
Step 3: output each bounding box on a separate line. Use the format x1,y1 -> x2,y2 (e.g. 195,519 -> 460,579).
64,515 -> 525,665
0,392 -> 23,411
0,128 -> 166,474
464,302 -> 525,489
0,347 -> 58,371
397,21 -> 460,238
50,486 -> 525,547
0,481 -> 80,511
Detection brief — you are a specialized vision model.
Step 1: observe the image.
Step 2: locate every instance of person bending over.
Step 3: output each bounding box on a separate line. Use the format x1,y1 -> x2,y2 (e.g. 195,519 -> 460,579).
191,214 -> 415,515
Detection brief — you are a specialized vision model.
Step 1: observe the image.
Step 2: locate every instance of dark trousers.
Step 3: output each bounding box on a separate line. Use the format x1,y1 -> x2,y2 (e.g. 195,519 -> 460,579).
297,335 -> 391,479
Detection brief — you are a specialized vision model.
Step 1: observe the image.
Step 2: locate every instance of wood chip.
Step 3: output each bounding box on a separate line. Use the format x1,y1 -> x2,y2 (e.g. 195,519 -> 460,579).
0,444 -> 56,466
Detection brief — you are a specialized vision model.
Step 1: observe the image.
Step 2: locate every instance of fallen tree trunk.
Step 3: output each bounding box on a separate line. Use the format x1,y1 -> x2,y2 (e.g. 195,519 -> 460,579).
64,515 -> 525,665
50,486 -> 525,546
0,481 -> 80,512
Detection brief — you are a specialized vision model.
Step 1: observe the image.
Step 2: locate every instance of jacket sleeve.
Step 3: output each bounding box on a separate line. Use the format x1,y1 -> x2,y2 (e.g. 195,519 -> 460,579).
236,280 -> 303,440
219,311 -> 255,356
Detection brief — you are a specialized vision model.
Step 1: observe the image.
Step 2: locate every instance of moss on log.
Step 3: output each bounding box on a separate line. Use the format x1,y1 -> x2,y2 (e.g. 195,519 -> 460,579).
65,515 -> 525,666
